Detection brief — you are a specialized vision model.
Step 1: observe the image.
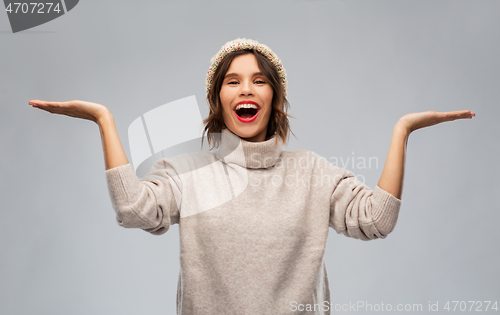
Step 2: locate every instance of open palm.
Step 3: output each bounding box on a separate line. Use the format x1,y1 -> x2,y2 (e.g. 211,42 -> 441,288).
398,110 -> 476,133
29,99 -> 109,123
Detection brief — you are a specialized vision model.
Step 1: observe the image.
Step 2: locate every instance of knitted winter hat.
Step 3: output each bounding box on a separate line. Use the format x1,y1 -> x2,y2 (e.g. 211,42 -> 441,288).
205,38 -> 288,97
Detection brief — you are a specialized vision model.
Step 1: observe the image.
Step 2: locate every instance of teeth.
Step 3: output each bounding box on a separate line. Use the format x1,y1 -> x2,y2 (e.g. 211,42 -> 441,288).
235,104 -> 258,111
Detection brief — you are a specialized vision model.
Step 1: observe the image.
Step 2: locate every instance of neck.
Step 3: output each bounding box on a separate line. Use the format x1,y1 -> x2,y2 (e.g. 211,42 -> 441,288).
214,128 -> 283,169
228,126 -> 268,142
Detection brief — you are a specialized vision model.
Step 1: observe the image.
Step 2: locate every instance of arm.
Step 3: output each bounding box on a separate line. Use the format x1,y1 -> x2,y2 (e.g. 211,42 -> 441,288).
376,122 -> 409,200
99,111 -> 181,234
329,109 -> 475,240
105,159 -> 180,235
98,111 -> 180,234
377,110 -> 476,200
29,99 -> 179,234
330,168 -> 402,240
97,110 -> 130,170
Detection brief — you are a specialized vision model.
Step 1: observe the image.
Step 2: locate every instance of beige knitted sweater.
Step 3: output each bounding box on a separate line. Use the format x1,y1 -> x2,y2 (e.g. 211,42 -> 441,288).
105,128 -> 402,315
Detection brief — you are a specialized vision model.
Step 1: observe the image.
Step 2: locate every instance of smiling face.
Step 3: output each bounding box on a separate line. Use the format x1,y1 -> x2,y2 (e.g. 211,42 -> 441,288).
219,53 -> 274,142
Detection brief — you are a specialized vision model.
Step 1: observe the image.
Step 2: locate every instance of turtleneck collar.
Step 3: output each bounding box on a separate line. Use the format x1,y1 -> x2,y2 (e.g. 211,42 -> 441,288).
214,128 -> 284,169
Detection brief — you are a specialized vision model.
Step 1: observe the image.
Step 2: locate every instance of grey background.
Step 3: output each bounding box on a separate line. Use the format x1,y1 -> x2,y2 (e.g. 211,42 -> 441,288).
1,0 -> 499,314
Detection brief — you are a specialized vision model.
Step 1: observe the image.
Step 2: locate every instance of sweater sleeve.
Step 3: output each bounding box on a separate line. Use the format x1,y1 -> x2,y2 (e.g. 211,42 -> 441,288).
329,168 -> 402,241
104,159 -> 181,236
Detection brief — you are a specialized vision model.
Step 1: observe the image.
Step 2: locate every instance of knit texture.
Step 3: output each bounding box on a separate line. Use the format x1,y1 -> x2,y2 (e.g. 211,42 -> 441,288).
205,38 -> 288,97
105,128 -> 402,314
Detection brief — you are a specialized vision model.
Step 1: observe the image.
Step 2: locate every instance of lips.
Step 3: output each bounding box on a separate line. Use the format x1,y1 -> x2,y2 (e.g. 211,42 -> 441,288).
234,101 -> 260,123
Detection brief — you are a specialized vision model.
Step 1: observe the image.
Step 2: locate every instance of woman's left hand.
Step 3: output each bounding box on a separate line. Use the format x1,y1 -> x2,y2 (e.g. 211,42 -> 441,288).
397,110 -> 476,134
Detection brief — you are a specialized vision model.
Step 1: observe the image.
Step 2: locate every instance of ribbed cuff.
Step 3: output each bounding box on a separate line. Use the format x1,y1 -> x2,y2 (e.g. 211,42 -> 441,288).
105,163 -> 141,208
371,185 -> 402,235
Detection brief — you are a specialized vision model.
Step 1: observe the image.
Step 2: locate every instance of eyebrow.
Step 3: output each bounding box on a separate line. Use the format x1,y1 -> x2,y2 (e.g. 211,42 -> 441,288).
224,72 -> 265,79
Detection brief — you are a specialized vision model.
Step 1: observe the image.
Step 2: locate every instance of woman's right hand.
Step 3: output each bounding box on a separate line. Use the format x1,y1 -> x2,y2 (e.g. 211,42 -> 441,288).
29,99 -> 109,124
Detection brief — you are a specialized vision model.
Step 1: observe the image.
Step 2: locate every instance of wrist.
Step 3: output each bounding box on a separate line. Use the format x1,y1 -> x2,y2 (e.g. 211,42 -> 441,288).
395,119 -> 412,136
96,108 -> 112,125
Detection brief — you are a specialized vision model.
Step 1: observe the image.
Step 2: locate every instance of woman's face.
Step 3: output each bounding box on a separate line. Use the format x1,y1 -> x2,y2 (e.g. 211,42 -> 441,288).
219,53 -> 274,142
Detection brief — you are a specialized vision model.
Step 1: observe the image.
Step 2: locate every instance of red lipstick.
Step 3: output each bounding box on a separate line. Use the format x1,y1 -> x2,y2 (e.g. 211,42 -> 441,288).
234,100 -> 260,123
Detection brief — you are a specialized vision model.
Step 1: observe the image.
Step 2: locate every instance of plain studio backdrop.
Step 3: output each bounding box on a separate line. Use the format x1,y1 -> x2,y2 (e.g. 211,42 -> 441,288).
1,0 -> 499,314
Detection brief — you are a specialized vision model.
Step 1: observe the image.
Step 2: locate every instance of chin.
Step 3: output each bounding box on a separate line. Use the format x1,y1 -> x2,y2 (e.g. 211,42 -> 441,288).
229,125 -> 266,141
233,128 -> 259,138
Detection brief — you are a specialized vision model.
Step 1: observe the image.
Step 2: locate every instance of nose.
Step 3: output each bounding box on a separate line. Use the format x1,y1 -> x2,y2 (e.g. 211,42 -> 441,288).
239,79 -> 254,96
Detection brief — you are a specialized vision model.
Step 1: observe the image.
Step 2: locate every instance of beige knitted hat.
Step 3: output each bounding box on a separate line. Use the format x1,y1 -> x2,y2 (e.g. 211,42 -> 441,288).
205,38 -> 288,97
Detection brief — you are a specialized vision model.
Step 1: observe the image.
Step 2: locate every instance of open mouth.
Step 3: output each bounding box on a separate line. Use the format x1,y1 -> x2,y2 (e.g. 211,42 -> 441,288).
236,107 -> 258,118
234,103 -> 260,122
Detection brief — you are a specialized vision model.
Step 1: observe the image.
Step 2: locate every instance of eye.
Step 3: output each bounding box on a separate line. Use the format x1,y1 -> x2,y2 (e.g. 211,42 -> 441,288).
226,80 -> 266,85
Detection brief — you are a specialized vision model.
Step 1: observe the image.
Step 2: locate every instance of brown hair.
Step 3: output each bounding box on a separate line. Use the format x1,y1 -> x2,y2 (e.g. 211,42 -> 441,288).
202,49 -> 295,150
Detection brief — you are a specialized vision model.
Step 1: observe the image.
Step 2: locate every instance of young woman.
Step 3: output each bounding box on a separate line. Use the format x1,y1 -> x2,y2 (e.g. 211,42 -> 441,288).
29,38 -> 475,315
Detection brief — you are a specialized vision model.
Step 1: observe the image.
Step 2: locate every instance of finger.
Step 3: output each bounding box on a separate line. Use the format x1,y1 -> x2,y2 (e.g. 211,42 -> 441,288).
29,100 -> 42,106
29,101 -> 61,113
29,100 -> 51,107
453,110 -> 475,118
30,102 -> 63,111
43,101 -> 65,106
441,111 -> 474,122
29,100 -> 64,106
